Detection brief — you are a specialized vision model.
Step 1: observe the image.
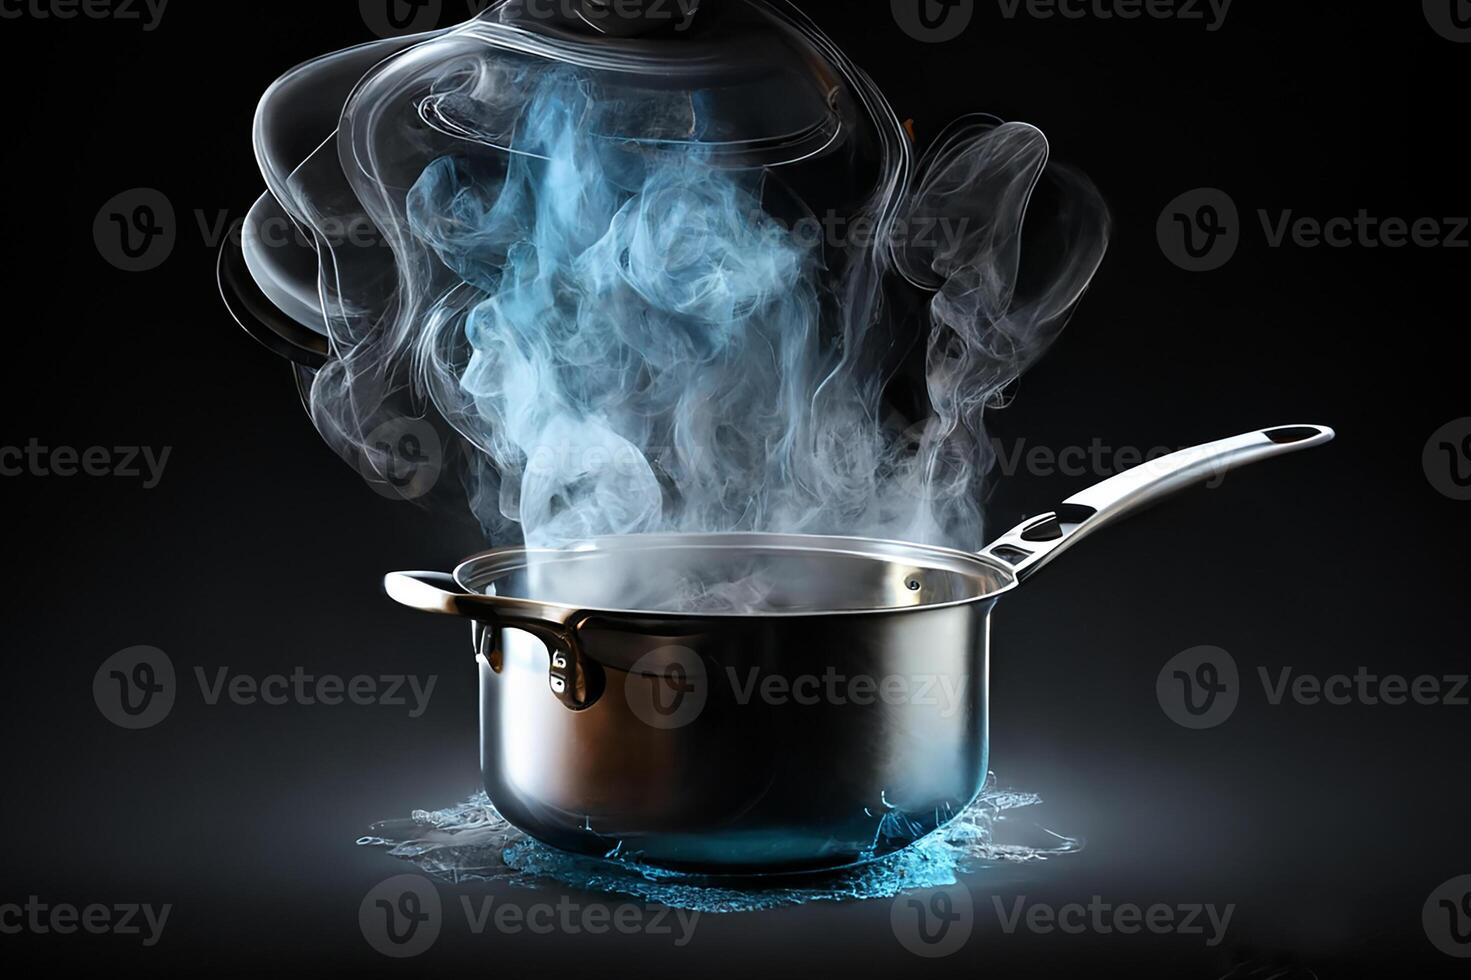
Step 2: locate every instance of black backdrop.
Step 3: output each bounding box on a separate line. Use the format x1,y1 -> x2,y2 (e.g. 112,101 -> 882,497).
1,1 -> 1467,975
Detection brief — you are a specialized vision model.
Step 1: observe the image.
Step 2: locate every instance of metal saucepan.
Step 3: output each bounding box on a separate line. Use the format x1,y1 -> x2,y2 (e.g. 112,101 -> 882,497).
386,424 -> 1333,875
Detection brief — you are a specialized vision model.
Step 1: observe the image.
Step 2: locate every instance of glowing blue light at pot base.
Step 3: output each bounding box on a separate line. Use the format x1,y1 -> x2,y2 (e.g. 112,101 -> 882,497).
357,776 -> 1079,914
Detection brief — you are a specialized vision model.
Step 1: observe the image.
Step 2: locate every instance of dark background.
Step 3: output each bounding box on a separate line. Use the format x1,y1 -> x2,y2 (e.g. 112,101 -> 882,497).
1,1 -> 1467,975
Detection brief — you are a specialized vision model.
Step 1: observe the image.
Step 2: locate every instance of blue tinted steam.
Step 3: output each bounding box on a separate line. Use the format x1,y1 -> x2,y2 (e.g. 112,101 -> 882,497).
407,70 -> 828,547
398,67 -> 1108,553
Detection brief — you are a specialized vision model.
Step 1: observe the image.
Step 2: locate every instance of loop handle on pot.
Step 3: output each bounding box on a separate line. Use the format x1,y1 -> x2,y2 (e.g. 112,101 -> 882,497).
980,424 -> 1335,584
384,572 -> 605,711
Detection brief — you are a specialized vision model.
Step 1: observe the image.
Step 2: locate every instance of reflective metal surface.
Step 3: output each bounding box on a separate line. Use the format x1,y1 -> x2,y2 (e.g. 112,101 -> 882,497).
480,584 -> 994,874
386,424 -> 1336,873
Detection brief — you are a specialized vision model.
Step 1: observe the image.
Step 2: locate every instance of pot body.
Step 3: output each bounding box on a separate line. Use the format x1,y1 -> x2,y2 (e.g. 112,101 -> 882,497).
477,600 -> 993,875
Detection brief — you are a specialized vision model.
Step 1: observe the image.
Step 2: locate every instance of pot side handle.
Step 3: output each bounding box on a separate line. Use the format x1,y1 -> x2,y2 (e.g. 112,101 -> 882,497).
383,571 -> 604,711
979,424 -> 1335,584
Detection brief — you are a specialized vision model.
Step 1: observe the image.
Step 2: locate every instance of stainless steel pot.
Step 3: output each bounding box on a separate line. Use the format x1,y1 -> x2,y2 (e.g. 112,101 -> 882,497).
386,424 -> 1333,875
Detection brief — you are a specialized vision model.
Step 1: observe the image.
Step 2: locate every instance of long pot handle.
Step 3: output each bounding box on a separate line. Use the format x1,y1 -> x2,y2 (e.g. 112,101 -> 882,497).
383,571 -> 603,711
979,424 -> 1335,584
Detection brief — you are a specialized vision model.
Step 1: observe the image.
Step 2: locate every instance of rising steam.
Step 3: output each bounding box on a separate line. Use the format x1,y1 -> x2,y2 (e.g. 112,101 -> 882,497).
269,3 -> 1110,561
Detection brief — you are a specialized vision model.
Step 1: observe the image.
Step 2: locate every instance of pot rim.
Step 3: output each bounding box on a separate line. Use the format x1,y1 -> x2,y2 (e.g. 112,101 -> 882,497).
451,530 -> 1020,621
